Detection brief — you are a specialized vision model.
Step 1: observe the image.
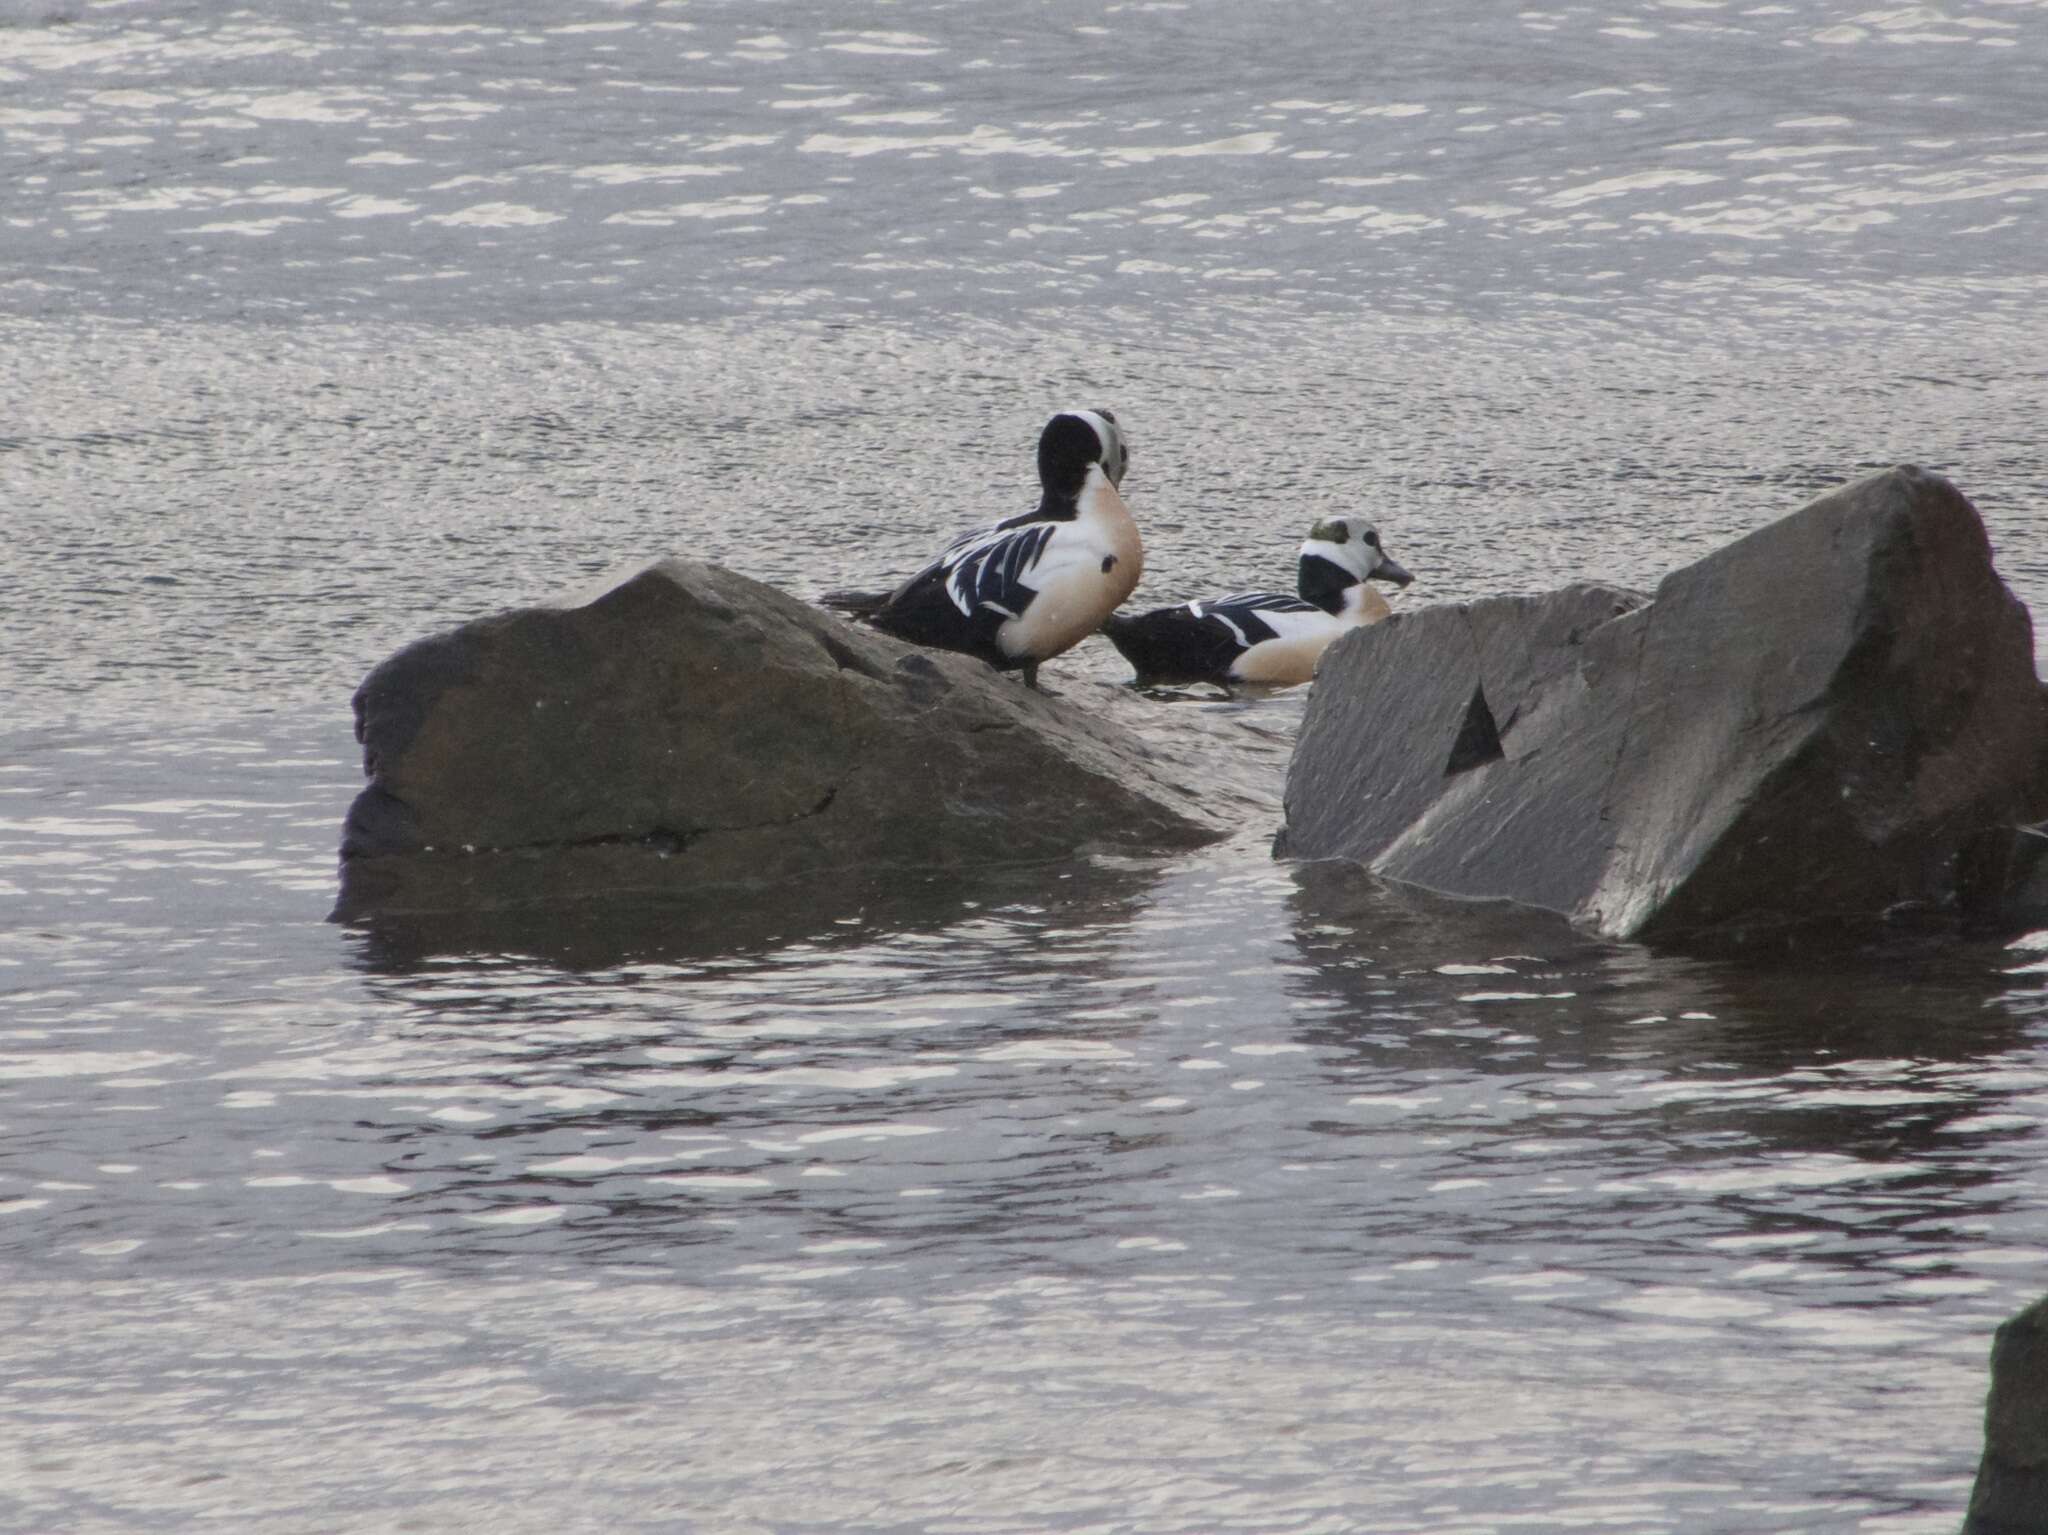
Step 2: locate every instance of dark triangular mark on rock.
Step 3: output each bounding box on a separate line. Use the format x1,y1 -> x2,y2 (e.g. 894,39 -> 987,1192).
1445,685 -> 1504,776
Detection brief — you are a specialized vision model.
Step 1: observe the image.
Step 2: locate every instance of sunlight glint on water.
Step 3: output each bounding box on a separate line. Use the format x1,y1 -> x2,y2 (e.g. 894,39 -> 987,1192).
4,0 -> 2048,1530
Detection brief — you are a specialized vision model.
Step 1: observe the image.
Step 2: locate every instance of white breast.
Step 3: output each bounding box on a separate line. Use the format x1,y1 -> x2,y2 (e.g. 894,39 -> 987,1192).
997,470 -> 1143,661
1228,583 -> 1392,685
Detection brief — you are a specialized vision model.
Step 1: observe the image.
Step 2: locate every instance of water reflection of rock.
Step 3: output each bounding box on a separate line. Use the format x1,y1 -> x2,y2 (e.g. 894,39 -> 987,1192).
1284,860 -> 2045,1239
336,851 -> 1170,1258
348,847 -> 1165,975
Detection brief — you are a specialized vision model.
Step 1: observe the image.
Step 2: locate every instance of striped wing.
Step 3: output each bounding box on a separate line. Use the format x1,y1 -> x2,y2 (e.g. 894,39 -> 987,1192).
939,521 -> 1060,620
1187,591 -> 1319,647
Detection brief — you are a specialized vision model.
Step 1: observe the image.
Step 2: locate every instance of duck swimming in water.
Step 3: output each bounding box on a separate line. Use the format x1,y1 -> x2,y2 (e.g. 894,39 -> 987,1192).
822,409 -> 1140,688
1100,515 -> 1413,687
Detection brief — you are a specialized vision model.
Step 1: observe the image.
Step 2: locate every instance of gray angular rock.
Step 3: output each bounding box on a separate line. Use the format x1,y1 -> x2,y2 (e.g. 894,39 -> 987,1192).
334,558 -> 1225,923
1277,466 -> 2048,942
1964,1294 -> 2048,1535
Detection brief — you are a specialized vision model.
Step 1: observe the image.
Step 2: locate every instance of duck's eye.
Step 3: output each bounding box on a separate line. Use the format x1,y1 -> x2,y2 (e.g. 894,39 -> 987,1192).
1364,530 -> 1381,548
1094,407 -> 1117,424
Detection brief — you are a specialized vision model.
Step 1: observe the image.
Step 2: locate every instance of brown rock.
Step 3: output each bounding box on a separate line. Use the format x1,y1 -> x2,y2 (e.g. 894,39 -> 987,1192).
335,559 -> 1224,924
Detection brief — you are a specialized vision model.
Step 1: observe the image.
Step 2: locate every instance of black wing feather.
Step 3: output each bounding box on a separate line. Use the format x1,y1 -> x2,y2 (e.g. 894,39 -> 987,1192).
1101,590 -> 1309,685
852,522 -> 1058,670
947,522 -> 1056,620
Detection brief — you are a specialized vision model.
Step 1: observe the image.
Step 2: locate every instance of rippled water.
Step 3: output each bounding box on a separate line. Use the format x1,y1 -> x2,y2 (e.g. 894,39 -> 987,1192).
6,2 -> 2048,1531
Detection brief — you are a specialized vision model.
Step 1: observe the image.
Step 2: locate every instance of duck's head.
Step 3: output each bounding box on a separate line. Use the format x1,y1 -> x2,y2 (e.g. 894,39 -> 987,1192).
1303,516 -> 1413,588
1038,407 -> 1128,498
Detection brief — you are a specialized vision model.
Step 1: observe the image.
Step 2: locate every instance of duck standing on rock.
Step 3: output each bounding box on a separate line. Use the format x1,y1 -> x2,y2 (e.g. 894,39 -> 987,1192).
821,409 -> 1140,688
1101,516 -> 1414,687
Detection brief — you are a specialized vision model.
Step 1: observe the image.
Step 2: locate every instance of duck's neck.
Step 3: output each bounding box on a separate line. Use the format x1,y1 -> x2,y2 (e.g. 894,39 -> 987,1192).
1297,551 -> 1361,616
1036,463 -> 1119,524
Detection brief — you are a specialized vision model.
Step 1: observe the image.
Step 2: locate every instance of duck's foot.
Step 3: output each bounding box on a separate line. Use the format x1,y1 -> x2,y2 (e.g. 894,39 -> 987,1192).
1022,661 -> 1040,691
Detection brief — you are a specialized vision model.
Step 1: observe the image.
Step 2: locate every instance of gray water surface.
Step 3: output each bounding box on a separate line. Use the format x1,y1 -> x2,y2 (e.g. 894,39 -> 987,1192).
5,2 -> 2048,1530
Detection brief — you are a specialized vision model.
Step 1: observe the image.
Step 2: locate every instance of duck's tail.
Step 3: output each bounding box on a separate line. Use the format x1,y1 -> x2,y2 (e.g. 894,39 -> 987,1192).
818,588 -> 890,621
1098,610 -> 1173,682
1100,607 -> 1239,686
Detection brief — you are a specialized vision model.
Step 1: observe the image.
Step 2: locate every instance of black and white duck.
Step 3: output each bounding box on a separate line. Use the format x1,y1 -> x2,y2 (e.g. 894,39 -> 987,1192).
822,408 -> 1139,689
1100,515 -> 1412,687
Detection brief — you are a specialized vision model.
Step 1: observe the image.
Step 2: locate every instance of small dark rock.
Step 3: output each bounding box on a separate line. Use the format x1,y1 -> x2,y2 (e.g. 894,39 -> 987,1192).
1964,1294 -> 2048,1535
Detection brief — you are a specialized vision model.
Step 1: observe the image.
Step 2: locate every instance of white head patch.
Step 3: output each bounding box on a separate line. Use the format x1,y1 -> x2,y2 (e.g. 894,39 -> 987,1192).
1302,516 -> 1373,581
1063,407 -> 1127,488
